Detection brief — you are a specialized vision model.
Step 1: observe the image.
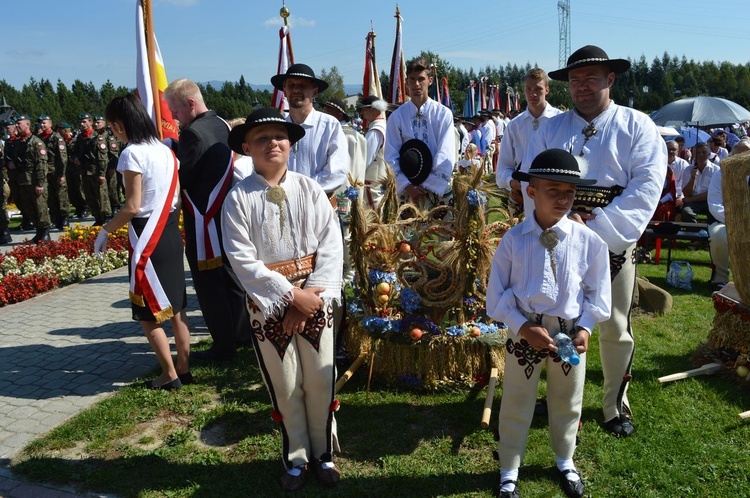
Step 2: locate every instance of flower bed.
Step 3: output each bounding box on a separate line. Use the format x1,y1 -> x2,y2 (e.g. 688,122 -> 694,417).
0,224 -> 129,306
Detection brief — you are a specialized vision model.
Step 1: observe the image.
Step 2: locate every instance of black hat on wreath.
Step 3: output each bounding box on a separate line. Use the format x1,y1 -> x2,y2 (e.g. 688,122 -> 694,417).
512,148 -> 596,186
399,139 -> 433,186
548,45 -> 631,81
271,63 -> 329,93
228,108 -> 305,156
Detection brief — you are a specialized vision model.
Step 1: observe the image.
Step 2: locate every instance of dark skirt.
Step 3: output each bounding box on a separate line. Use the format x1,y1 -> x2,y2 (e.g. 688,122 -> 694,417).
128,210 -> 187,322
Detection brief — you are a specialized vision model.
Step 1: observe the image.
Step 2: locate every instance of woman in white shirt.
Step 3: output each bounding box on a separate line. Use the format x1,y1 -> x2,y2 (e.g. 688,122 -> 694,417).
94,94 -> 191,390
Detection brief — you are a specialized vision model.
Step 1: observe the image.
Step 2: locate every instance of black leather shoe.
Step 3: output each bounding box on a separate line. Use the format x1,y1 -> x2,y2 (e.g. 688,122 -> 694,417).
31,228 -> 50,244
177,371 -> 194,385
498,480 -> 520,498
534,397 -> 548,417
559,469 -> 585,498
144,378 -> 182,391
604,415 -> 636,438
191,349 -> 235,362
0,230 -> 11,244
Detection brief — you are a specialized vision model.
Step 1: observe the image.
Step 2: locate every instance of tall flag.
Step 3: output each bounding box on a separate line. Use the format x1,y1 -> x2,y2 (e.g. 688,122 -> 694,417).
464,81 -> 475,118
514,88 -> 521,111
440,76 -> 453,112
136,0 -> 178,141
388,6 -> 407,104
363,29 -> 383,99
479,76 -> 488,111
272,25 -> 295,111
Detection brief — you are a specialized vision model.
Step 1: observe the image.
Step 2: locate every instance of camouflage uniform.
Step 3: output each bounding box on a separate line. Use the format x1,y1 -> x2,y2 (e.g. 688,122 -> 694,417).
0,132 -> 11,243
103,129 -> 121,212
3,130 -> 28,229
63,130 -> 86,219
38,118 -> 70,229
74,115 -> 110,225
13,115 -> 51,242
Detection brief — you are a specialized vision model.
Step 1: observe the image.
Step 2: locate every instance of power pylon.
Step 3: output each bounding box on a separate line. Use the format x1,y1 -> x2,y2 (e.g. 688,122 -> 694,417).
558,0 -> 571,67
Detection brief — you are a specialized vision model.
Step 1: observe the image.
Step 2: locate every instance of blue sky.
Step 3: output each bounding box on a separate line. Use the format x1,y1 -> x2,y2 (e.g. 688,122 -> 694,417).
2,0 -> 748,92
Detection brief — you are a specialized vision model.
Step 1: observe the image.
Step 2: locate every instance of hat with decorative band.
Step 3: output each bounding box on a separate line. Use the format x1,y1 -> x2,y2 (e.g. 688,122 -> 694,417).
399,139 -> 433,186
321,98 -> 350,121
228,107 -> 305,156
270,63 -> 329,93
512,148 -> 596,186
548,45 -> 631,81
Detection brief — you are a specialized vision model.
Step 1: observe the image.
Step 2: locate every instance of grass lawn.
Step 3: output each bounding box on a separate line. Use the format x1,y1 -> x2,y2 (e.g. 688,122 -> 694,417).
11,243 -> 750,497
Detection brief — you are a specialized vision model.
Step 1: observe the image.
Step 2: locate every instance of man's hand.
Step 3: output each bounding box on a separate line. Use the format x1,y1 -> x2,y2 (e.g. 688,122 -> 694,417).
282,307 -> 310,336
58,177 -> 66,186
98,175 -> 106,185
290,286 -> 325,317
572,327 -> 590,354
404,184 -> 427,203
569,212 -> 596,225
518,321 -> 555,351
509,178 -> 524,205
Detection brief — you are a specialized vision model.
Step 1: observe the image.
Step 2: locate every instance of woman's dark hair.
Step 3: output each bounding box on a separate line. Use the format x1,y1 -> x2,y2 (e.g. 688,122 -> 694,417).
104,93 -> 159,144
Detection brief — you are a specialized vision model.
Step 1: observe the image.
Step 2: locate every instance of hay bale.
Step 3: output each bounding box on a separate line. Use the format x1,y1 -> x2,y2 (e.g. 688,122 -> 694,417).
723,152 -> 750,306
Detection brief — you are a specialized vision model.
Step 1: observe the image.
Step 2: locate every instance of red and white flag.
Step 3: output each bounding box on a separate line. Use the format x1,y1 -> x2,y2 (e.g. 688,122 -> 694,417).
135,0 -> 178,141
388,7 -> 407,104
272,25 -> 295,112
363,30 -> 383,99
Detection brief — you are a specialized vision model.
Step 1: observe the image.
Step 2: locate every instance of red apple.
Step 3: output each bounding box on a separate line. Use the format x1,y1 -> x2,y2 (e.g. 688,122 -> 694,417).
399,241 -> 412,253
410,328 -> 423,341
469,326 -> 481,337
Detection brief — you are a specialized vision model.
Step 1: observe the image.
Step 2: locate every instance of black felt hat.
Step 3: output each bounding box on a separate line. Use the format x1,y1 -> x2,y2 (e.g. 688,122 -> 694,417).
270,63 -> 329,93
321,98 -> 350,121
228,108 -> 305,156
399,139 -> 433,186
512,148 -> 596,186
548,45 -> 631,81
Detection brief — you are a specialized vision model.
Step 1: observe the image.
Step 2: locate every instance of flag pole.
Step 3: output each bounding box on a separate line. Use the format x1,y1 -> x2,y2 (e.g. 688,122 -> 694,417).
143,0 -> 163,139
280,2 -> 295,61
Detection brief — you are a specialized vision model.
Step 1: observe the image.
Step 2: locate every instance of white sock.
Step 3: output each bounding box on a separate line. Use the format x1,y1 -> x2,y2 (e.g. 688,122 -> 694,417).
555,456 -> 580,482
321,461 -> 336,470
500,468 -> 519,491
287,466 -> 303,477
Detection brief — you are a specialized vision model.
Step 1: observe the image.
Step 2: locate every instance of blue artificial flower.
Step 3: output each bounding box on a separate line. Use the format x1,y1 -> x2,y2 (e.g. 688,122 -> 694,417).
368,269 -> 398,284
347,300 -> 363,316
445,325 -> 466,337
361,316 -> 390,333
345,186 -> 359,201
463,296 -> 478,307
399,288 -> 421,314
467,189 -> 486,207
399,315 -> 442,336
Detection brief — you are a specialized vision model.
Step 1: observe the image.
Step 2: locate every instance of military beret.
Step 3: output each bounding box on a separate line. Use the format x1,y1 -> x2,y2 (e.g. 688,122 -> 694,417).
56,121 -> 72,129
2,119 -> 15,127
78,112 -> 93,120
94,115 -> 105,121
15,114 -> 32,122
37,114 -> 51,122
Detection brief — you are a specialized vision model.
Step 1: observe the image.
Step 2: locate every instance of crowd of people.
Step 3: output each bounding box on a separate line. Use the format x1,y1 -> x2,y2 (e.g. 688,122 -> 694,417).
2,43 -> 750,496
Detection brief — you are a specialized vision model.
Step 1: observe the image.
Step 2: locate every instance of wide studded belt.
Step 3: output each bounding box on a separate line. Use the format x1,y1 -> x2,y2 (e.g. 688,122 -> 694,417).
572,185 -> 624,214
266,254 -> 316,282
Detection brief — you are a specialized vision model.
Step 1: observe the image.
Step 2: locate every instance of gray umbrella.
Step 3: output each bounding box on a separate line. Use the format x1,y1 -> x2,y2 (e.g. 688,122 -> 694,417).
650,96 -> 750,127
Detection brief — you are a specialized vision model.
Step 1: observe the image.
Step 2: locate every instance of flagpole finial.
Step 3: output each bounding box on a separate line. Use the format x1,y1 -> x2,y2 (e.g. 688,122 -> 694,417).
395,5 -> 400,16
280,1 -> 290,26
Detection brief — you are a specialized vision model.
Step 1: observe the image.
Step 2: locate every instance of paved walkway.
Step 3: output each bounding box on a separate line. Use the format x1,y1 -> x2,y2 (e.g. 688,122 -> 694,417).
0,223 -> 208,497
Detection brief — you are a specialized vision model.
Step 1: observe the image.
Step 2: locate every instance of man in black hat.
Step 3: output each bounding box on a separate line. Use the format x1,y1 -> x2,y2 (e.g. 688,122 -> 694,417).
37,114 -> 70,229
384,57 -> 456,208
164,78 -> 251,362
271,63 -> 349,197
523,45 -> 667,438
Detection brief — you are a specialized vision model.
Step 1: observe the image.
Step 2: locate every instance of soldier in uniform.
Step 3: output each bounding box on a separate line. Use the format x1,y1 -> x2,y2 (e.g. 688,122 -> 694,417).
58,122 -> 86,220
94,115 -> 121,212
73,112 -> 110,225
4,118 -> 31,231
38,115 -> 70,229
1,120 -> 12,243
13,114 -> 51,243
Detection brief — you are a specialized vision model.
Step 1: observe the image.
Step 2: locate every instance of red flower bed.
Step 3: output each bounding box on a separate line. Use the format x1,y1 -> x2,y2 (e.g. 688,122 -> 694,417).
0,272 -> 60,306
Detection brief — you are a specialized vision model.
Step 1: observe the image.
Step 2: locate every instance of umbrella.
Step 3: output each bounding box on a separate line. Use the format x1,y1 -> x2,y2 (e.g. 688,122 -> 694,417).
650,96 -> 750,127
656,125 -> 679,137
677,126 -> 710,146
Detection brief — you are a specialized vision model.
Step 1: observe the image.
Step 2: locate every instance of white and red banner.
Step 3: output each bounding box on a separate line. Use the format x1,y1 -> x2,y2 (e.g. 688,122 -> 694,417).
272,25 -> 295,112
363,30 -> 383,99
388,7 -> 407,104
136,0 -> 178,141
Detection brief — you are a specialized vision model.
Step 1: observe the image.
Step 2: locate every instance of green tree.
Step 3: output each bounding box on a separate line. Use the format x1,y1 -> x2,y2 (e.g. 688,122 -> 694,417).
317,66 -> 345,104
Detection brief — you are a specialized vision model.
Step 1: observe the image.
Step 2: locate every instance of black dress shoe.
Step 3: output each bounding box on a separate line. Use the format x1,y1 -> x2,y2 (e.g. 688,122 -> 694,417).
191,349 -> 235,362
177,371 -> 194,385
498,480 -> 520,498
558,469 -> 585,498
534,397 -> 548,417
604,415 -> 636,438
144,378 -> 182,390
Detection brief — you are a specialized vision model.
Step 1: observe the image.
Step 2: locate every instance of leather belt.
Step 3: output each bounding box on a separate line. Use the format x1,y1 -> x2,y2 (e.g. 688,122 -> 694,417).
267,254 -> 316,282
572,185 -> 624,214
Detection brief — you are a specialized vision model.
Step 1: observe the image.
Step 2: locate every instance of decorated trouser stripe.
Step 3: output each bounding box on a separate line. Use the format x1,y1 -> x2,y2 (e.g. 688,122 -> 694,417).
247,298 -> 339,470
498,312 -> 584,470
600,245 -> 637,422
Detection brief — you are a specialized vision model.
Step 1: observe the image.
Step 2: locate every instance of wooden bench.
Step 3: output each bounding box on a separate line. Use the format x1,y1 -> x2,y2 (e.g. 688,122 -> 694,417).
641,221 -> 710,271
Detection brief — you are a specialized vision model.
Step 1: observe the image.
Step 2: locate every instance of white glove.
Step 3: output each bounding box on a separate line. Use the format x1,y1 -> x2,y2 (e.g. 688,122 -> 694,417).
94,228 -> 109,257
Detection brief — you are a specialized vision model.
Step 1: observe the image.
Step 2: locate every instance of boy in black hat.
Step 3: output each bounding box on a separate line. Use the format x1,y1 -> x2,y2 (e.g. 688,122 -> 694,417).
221,108 -> 344,492
487,149 -> 611,498
523,45 -> 666,438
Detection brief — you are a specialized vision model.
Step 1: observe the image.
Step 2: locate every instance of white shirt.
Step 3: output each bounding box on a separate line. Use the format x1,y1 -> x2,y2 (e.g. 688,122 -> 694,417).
523,102 -> 667,254
496,103 -> 562,190
384,98 -> 456,195
482,121 -> 496,143
221,170 -> 343,318
117,140 -> 179,218
689,162 -> 719,197
669,156 -> 691,198
486,214 -> 611,335
707,168 -> 724,223
286,109 -> 349,193
456,123 -> 470,156
232,155 -> 254,186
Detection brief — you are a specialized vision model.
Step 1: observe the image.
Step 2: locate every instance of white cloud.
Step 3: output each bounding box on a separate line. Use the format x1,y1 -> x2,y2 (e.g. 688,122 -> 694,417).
263,16 -> 316,28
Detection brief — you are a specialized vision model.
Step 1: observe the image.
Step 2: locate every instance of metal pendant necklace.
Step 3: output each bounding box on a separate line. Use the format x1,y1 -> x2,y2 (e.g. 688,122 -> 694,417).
266,186 -> 287,232
540,229 -> 559,283
578,121 -> 598,157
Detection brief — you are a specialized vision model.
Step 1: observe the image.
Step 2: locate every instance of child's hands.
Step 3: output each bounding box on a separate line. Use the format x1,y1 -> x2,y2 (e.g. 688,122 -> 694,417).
290,286 -> 325,317
519,321 -> 555,351
572,327 -> 590,354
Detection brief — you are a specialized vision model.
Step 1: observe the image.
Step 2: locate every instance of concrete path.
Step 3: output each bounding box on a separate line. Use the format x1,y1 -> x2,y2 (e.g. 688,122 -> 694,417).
0,220 -> 208,497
